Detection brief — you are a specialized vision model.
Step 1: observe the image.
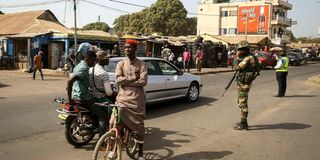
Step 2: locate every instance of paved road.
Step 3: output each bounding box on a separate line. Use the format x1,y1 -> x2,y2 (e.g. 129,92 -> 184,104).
0,64 -> 319,160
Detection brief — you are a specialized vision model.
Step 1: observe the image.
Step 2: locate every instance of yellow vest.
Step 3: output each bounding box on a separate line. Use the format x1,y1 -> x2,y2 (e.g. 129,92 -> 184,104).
276,57 -> 289,72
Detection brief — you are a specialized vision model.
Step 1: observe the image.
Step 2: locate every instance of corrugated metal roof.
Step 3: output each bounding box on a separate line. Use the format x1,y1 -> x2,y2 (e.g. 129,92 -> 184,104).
5,32 -> 52,38
0,10 -> 66,35
0,10 -> 118,41
203,34 -> 268,44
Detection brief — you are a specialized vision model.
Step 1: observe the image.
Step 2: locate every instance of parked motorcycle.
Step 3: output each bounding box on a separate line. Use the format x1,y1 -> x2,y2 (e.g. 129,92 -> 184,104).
53,98 -> 111,147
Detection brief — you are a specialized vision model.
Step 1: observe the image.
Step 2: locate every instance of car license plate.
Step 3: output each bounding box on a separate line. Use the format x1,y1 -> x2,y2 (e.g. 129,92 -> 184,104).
57,113 -> 69,120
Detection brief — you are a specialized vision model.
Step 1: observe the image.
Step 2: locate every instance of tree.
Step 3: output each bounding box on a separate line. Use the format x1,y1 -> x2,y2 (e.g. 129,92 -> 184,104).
286,30 -> 296,42
81,22 -> 110,32
146,0 -> 188,36
113,0 -> 193,36
185,17 -> 197,35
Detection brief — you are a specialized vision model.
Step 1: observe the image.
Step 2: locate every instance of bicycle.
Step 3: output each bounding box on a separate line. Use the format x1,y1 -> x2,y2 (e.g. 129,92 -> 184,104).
92,105 -> 139,160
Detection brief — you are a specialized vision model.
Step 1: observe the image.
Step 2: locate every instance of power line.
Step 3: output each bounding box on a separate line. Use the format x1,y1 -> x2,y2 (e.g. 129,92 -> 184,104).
82,0 -> 129,13
1,0 -> 65,8
107,0 -> 148,8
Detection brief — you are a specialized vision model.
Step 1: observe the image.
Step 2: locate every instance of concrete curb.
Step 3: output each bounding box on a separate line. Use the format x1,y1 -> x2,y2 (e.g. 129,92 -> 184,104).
6,67 -> 233,77
42,69 -> 66,77
190,69 -> 233,75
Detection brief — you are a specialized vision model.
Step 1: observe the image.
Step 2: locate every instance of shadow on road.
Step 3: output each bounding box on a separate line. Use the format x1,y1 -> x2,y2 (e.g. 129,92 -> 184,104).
146,96 -> 217,120
283,95 -> 318,98
143,127 -> 232,160
40,78 -> 65,81
0,83 -> 11,88
168,151 -> 233,160
249,123 -> 311,130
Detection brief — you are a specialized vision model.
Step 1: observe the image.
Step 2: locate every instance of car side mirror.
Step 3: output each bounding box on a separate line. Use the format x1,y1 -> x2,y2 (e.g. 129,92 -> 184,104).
178,70 -> 184,75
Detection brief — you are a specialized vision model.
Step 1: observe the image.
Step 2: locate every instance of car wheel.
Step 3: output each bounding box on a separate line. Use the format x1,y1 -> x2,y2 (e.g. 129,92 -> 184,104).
186,82 -> 199,103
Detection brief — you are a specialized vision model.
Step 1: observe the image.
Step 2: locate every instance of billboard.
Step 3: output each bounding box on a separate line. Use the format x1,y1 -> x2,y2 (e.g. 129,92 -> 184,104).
238,5 -> 269,35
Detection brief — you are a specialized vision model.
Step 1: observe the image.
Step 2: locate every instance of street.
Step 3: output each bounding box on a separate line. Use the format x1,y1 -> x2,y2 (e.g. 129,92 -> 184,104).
0,64 -> 320,160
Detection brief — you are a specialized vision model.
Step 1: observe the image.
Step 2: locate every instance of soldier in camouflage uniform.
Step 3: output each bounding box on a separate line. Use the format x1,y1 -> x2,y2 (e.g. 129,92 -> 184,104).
234,40 -> 259,130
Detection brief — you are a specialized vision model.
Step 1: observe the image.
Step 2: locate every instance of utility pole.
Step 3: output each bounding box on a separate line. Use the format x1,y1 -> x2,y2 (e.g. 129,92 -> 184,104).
73,0 -> 77,51
98,15 -> 101,22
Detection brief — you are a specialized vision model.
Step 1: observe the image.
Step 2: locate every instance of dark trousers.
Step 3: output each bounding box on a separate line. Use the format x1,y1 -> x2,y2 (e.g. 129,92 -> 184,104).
276,72 -> 288,97
79,100 -> 109,137
33,68 -> 44,80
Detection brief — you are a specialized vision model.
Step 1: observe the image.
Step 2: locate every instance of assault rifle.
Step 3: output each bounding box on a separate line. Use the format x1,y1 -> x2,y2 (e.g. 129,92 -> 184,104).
221,70 -> 238,97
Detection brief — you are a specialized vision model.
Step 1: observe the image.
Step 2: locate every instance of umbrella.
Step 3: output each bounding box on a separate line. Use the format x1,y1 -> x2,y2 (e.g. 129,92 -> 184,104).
270,46 -> 283,51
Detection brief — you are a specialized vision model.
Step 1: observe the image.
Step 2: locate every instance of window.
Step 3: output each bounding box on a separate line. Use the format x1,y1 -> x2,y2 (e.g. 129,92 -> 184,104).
220,11 -> 228,17
145,60 -> 160,75
228,28 -> 237,34
220,28 -> 227,35
158,60 -> 178,75
229,10 -> 237,16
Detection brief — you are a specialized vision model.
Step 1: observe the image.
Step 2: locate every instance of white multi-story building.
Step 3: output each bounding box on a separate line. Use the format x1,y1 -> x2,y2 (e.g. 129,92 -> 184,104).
197,0 -> 293,45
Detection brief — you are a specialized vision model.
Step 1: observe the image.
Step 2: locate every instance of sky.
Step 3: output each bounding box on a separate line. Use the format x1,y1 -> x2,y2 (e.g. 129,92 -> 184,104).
1,0 -> 319,38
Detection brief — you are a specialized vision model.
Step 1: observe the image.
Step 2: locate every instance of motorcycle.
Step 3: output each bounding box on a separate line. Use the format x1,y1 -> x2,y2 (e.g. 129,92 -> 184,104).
53,97 -> 111,147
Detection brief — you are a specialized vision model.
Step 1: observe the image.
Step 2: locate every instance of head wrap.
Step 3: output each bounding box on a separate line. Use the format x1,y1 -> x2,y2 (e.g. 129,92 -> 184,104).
125,39 -> 137,48
96,51 -> 111,60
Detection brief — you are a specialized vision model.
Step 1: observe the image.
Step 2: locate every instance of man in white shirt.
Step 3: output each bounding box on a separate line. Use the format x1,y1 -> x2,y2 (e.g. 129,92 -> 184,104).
89,51 -> 115,137
89,51 -> 113,103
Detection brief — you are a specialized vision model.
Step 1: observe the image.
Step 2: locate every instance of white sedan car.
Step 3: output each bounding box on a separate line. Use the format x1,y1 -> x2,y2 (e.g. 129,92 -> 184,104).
106,57 -> 202,104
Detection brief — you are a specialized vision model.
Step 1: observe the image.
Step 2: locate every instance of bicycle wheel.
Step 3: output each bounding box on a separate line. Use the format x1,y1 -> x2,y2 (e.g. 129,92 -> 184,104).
92,131 -> 122,160
125,131 -> 138,159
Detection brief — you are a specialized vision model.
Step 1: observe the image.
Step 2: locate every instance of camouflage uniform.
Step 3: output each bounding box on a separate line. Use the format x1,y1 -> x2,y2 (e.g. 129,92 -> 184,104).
235,40 -> 259,130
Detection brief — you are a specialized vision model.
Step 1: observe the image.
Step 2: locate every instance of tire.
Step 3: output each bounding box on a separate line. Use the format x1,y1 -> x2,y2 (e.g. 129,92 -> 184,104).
125,131 -> 138,159
65,115 -> 95,147
186,82 -> 199,103
92,131 -> 122,160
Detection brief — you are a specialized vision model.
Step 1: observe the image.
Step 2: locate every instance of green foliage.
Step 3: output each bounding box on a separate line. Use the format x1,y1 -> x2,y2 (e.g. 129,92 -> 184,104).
296,37 -> 320,43
185,17 -> 197,35
81,22 -> 110,32
113,0 -> 197,36
286,30 -> 296,42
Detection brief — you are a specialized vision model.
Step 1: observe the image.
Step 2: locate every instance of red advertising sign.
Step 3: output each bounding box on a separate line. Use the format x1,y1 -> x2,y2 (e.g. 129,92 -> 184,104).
238,5 -> 269,34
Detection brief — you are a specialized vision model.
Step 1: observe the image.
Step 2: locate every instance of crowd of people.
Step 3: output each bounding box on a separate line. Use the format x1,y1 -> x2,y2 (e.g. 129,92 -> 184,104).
30,39 -> 292,159
65,40 -> 147,160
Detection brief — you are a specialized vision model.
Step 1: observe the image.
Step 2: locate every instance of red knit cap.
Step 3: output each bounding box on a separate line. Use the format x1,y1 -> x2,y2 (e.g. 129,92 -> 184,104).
125,39 -> 137,48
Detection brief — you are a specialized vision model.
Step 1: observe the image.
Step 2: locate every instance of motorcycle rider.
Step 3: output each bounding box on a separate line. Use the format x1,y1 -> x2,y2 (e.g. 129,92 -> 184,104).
67,50 -> 109,138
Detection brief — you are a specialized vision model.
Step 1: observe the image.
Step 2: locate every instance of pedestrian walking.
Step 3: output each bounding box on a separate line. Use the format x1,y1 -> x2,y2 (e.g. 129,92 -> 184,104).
234,40 -> 259,130
182,48 -> 191,72
161,44 -> 170,61
176,53 -> 183,69
32,51 -> 44,80
168,51 -> 175,64
274,51 -> 289,97
195,46 -> 204,72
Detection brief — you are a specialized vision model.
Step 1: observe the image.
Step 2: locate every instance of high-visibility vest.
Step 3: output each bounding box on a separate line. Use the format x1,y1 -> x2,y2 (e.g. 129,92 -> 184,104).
276,57 -> 289,72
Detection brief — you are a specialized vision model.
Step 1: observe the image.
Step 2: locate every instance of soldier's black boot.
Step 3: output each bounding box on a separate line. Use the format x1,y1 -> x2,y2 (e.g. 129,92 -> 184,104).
234,119 -> 248,130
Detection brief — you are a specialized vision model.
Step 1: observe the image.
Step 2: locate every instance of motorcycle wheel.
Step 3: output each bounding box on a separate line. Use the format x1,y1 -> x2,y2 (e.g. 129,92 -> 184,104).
65,115 -> 96,147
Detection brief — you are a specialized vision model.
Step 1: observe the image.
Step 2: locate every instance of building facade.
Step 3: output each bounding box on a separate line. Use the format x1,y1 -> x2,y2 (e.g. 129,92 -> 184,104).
197,0 -> 293,45
0,10 -> 118,70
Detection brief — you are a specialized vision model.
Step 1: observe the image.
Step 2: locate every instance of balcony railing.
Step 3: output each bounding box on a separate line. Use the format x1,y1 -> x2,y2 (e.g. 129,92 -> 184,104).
268,0 -> 292,10
271,15 -> 292,26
